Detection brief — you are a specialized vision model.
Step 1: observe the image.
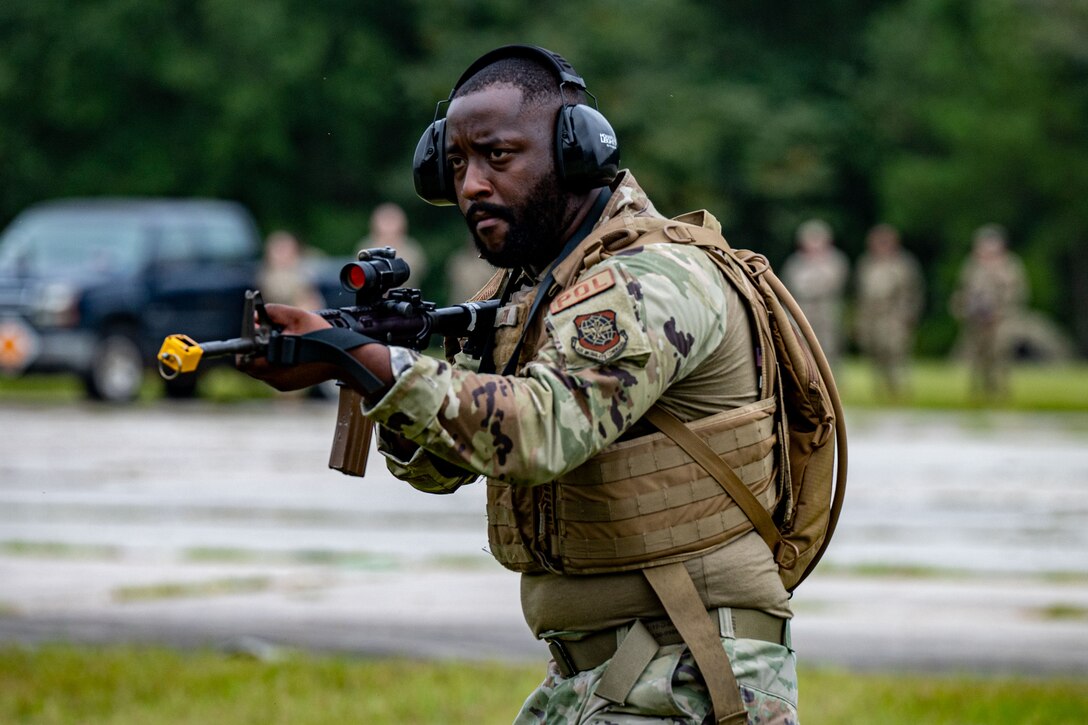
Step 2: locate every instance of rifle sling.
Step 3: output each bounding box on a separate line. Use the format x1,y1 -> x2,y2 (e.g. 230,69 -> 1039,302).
268,327 -> 384,396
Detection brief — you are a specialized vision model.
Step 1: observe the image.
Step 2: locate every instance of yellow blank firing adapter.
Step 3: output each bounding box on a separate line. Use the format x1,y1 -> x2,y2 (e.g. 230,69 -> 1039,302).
157,334 -> 204,379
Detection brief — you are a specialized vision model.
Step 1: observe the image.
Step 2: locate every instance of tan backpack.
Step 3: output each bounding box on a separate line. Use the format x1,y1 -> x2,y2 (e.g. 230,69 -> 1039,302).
563,210 -> 848,722
634,211 -> 848,593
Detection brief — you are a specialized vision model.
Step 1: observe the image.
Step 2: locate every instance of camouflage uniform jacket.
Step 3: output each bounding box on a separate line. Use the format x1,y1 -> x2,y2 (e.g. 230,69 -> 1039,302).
362,170 -> 790,631
854,249 -> 925,356
952,253 -> 1029,327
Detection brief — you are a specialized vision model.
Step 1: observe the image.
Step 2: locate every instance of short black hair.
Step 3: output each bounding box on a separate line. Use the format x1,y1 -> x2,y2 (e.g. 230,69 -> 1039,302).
453,56 -> 586,109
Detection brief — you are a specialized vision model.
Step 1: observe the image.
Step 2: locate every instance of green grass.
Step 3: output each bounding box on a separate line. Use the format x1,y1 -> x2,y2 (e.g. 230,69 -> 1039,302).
801,667 -> 1088,724
0,645 -> 1085,724
0,373 -> 86,402
182,546 -> 398,569
1035,603 -> 1088,621
0,646 -> 539,725
0,540 -> 122,560
0,367 -> 276,404
838,359 -> 1088,411
110,576 -> 273,603
5,358 -> 1088,411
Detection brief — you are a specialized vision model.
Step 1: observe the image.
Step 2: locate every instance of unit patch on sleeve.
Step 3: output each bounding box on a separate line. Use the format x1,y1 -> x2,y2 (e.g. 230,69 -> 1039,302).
549,268 -> 616,314
571,309 -> 628,362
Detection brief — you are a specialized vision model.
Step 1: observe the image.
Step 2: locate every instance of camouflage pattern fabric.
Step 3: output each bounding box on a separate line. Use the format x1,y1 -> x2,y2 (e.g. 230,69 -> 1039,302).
514,637 -> 798,724
780,247 -> 849,371
950,247 -> 1029,398
854,248 -> 924,397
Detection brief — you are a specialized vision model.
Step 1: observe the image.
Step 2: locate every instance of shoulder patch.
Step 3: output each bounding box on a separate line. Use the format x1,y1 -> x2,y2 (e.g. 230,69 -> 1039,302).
549,268 -> 616,314
571,309 -> 628,362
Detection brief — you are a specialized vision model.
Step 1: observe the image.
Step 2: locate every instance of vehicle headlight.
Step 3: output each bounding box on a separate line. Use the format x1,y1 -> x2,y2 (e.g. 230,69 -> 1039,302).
31,283 -> 81,327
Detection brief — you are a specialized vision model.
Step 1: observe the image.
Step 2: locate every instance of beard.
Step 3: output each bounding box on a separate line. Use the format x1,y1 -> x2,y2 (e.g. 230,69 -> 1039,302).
466,169 -> 573,271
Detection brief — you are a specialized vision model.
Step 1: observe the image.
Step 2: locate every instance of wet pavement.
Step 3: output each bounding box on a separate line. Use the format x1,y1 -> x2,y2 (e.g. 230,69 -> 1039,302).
1,400 -> 1087,675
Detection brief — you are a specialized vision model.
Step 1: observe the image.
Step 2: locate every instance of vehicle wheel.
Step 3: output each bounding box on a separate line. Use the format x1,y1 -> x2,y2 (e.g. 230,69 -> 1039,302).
83,329 -> 144,403
163,372 -> 200,399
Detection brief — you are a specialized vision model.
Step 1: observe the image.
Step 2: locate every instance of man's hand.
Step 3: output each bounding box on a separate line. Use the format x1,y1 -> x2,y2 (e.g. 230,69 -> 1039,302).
264,303 -> 331,336
237,304 -> 339,391
237,303 -> 395,399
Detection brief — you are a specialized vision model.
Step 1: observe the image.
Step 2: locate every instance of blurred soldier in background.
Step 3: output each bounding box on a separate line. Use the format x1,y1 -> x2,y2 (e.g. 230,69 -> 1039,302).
445,236 -> 498,305
951,224 -> 1029,401
257,231 -> 329,399
359,202 -> 429,289
782,218 -> 850,370
257,230 -> 324,310
854,224 -> 925,401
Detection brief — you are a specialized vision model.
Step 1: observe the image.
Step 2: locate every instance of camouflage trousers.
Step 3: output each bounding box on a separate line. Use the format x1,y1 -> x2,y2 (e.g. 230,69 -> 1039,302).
513,635 -> 798,724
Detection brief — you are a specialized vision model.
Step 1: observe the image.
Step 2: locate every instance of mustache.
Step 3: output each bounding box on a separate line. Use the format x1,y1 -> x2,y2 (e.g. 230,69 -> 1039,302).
466,201 -> 515,226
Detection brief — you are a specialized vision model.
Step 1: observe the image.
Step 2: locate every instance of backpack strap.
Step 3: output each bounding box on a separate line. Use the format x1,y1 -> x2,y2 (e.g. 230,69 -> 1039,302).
640,216 -> 848,589
642,562 -> 748,725
631,219 -> 779,402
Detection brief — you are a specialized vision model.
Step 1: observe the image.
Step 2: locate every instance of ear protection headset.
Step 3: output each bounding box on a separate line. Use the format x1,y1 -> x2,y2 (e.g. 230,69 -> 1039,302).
412,44 -> 621,206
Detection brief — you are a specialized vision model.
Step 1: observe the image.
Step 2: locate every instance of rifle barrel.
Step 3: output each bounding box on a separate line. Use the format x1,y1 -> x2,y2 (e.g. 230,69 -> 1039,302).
199,338 -> 258,357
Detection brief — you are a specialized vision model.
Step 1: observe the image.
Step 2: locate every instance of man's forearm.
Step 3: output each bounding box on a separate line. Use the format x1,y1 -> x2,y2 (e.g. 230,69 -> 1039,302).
347,343 -> 395,403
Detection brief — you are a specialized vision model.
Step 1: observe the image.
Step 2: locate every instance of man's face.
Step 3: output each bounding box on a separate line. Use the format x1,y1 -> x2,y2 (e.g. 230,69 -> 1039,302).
445,84 -> 574,269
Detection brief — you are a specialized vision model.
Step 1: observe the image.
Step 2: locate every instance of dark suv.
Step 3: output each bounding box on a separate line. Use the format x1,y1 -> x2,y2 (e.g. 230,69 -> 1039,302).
0,198 -> 263,402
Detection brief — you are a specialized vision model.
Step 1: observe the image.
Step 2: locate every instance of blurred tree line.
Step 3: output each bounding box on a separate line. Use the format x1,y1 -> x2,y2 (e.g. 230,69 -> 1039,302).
0,0 -> 1084,355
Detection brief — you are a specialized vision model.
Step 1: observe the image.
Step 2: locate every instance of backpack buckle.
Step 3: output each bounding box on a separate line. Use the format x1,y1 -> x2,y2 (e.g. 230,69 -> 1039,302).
774,539 -> 801,570
662,223 -> 695,242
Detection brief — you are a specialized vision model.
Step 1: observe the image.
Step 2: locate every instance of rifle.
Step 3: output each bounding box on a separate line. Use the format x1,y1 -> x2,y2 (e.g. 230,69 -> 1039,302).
156,246 -> 499,475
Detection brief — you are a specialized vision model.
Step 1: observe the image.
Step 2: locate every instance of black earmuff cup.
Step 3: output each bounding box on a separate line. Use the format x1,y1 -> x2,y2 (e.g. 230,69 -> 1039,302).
412,119 -> 456,206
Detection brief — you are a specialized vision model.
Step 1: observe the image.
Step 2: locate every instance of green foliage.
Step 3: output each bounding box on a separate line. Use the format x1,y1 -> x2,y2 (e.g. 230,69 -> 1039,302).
0,0 -> 1084,350
0,0 -> 422,255
860,0 -> 1088,352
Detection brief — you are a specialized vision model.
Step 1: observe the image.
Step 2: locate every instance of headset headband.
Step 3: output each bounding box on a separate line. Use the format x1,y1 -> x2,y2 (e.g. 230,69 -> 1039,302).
450,44 -> 587,97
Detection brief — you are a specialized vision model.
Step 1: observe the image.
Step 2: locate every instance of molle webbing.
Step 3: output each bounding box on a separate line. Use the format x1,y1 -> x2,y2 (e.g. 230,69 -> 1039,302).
486,398 -> 778,574
486,482 -> 539,570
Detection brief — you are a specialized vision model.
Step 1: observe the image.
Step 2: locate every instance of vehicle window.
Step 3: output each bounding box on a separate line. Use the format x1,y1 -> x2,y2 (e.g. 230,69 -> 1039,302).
202,217 -> 253,262
156,225 -> 201,264
0,216 -> 145,275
